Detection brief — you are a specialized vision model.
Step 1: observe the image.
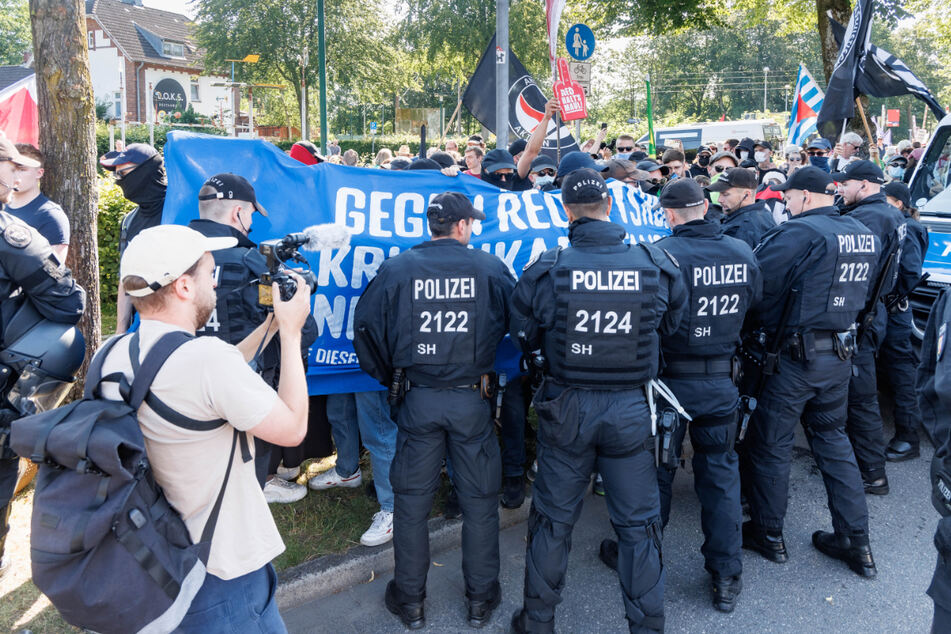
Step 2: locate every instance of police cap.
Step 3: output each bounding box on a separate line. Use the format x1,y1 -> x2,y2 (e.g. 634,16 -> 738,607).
769,165 -> 836,194
883,181 -> 911,209
705,167 -> 758,192
831,159 -> 885,184
562,168 -> 609,204
427,192 -> 485,222
659,178 -> 705,209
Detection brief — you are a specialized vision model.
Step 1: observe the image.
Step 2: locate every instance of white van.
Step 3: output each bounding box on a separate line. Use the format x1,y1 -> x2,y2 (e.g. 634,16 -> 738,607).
636,119 -> 784,153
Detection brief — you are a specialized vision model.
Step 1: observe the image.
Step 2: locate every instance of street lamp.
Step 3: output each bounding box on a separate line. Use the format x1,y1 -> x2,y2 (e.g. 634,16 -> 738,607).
763,67 -> 769,113
785,84 -> 791,112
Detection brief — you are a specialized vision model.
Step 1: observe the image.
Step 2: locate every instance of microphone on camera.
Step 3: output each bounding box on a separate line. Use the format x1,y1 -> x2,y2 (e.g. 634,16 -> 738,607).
283,223 -> 352,252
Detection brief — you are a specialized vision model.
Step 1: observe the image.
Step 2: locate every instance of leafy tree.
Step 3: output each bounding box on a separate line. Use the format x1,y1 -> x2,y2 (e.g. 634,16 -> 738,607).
0,0 -> 31,65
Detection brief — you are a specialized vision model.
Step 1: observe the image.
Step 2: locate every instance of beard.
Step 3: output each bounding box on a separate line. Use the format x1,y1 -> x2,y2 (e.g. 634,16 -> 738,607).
194,288 -> 217,331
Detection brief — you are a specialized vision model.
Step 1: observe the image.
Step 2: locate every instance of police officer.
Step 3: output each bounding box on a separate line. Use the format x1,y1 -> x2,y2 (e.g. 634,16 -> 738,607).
353,192 -> 514,630
918,287 -> 951,630
742,166 -> 878,578
188,173 -> 317,492
602,178 -> 761,613
510,169 -> 687,633
0,133 -> 85,570
705,167 -> 776,248
880,181 -> 928,461
835,160 -> 906,494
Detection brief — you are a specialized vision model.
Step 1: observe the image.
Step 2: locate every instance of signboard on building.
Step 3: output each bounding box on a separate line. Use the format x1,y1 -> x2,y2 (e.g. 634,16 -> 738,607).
153,78 -> 187,113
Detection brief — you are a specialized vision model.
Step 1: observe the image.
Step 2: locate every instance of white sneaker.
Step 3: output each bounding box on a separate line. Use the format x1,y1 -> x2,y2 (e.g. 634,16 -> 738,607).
263,477 -> 307,504
308,468 -> 362,490
276,463 -> 301,481
360,510 -> 394,546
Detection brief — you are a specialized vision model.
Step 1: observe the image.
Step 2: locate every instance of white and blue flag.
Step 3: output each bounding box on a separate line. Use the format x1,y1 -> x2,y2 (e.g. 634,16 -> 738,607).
788,63 -> 825,146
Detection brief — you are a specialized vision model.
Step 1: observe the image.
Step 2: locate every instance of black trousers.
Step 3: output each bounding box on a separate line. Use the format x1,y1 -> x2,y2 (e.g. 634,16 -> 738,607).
847,348 -> 887,480
0,456 -> 18,560
390,387 -> 501,602
746,351 -> 869,537
523,381 -> 664,633
878,309 -> 922,444
929,517 -> 951,633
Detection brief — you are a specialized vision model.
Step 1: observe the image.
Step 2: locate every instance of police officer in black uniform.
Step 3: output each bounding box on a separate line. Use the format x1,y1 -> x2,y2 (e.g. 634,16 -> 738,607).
834,160 -> 906,495
353,192 -> 514,630
880,181 -> 928,461
705,167 -> 776,249
0,134 -> 85,570
742,166 -> 878,578
188,173 -> 317,486
601,178 -> 761,613
510,169 -> 687,634
917,287 -> 951,630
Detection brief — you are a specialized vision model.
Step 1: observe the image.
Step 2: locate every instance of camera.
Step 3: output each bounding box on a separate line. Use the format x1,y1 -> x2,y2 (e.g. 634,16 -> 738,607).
257,234 -> 318,307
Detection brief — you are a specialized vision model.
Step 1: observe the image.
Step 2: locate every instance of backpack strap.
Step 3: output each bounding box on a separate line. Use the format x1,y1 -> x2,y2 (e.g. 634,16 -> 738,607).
127,331 -> 196,410
128,333 -> 226,430
200,428 -> 240,545
83,334 -> 130,400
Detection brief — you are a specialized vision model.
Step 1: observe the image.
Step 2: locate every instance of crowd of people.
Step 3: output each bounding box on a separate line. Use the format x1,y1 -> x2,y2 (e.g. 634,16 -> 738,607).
0,96 -> 944,632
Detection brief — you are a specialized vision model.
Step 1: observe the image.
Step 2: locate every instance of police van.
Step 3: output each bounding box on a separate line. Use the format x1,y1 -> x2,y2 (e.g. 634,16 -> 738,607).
909,112 -> 951,338
636,119 -> 784,154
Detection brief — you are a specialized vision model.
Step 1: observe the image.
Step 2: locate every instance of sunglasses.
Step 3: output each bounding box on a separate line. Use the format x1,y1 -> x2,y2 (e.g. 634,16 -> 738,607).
787,155 -> 803,162
713,165 -> 729,173
535,169 -> 555,177
617,146 -> 634,152
807,151 -> 827,156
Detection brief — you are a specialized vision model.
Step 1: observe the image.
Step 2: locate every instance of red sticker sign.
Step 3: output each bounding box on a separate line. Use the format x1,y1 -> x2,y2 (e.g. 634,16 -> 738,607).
553,57 -> 588,122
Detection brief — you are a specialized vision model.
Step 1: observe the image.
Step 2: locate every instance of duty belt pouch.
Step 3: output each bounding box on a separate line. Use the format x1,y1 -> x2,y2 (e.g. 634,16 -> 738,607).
480,372 -> 498,400
655,407 -> 681,470
731,355 -> 742,386
833,330 -> 856,361
388,368 -> 407,407
787,332 -> 804,362
800,331 -> 816,362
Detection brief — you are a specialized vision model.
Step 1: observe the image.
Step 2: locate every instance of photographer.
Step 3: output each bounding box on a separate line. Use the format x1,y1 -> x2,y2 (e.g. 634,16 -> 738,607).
188,173 -> 317,503
0,132 -> 85,571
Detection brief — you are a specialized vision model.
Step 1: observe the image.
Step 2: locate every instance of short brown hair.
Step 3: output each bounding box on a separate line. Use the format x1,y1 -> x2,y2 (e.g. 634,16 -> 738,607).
565,198 -> 610,219
662,149 -> 685,164
465,146 -> 483,159
123,257 -> 203,313
15,143 -> 43,167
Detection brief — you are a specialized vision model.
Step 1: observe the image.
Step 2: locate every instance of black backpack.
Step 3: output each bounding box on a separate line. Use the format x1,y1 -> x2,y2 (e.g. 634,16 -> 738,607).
10,331 -> 243,634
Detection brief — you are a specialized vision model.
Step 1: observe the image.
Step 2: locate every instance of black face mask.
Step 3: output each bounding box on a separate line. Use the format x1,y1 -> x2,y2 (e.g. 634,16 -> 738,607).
483,169 -> 514,190
116,154 -> 167,212
697,154 -> 710,167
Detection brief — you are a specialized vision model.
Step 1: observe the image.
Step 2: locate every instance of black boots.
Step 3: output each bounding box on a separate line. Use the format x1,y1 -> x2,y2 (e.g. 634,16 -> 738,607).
467,582 -> 502,628
742,521 -> 788,563
812,531 -> 877,578
885,437 -> 920,462
501,475 -> 526,509
385,580 -> 425,630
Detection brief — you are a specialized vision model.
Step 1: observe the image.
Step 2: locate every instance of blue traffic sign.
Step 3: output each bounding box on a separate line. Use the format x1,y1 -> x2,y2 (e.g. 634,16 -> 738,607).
369,121 -> 378,134
566,24 -> 595,61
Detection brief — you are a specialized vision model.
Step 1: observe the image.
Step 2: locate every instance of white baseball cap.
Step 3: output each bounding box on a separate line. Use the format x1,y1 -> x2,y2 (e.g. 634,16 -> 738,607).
120,225 -> 237,297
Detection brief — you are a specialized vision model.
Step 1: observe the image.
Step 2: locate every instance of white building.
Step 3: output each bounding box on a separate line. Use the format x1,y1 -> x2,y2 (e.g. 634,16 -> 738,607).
85,0 -> 235,125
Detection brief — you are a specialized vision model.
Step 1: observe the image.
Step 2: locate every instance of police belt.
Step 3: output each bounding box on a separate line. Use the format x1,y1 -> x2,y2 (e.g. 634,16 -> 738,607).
407,380 -> 480,391
782,331 -> 838,354
661,357 -> 733,379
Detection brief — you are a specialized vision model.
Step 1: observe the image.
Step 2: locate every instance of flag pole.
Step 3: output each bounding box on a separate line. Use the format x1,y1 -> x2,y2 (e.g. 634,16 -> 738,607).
646,74 -> 655,157
854,97 -> 878,163
554,67 -> 561,163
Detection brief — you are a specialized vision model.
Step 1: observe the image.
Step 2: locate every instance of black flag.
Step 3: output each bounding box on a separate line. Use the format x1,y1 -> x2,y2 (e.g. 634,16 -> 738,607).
829,17 -> 946,120
816,0 -> 874,139
462,35 -> 579,156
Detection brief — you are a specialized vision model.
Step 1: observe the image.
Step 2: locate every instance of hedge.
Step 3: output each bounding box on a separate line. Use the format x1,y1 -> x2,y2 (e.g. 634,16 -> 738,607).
97,175 -> 135,305
95,121 -> 226,159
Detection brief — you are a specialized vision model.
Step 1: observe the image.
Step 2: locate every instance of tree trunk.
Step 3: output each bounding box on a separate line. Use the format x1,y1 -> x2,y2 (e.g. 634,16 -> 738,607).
30,0 -> 101,395
816,0 -> 852,84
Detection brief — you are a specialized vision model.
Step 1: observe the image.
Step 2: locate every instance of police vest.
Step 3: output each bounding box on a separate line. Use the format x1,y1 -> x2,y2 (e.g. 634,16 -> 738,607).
196,246 -> 268,346
788,214 -> 879,332
544,245 -> 663,387
662,239 -> 756,359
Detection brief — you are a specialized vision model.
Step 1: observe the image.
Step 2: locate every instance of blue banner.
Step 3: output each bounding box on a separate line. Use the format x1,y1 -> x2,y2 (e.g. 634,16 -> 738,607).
161,131 -> 670,394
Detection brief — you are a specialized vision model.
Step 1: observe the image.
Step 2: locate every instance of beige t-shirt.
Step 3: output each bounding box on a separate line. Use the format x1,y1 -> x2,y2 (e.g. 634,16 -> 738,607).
97,319 -> 283,580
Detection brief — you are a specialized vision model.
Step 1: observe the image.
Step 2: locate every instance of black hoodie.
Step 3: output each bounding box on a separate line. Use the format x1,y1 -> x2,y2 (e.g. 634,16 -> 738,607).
117,153 -> 167,253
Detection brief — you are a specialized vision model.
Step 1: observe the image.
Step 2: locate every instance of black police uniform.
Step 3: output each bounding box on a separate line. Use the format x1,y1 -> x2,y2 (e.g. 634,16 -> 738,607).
840,191 -> 905,487
744,204 -> 878,559
116,154 -> 167,255
918,288 -> 951,630
353,228 -> 514,617
653,219 -> 761,585
879,212 -> 928,454
0,211 -> 85,563
188,218 -> 317,485
721,200 -> 776,249
511,216 -> 687,633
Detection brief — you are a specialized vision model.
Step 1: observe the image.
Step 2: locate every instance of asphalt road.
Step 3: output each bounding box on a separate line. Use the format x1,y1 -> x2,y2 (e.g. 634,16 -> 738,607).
283,408 -> 938,633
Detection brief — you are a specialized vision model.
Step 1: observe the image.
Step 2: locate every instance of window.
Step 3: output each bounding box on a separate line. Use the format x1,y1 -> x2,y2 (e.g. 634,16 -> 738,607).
910,126 -> 951,207
190,81 -> 200,102
114,92 -> 122,118
87,31 -> 95,50
162,41 -> 185,58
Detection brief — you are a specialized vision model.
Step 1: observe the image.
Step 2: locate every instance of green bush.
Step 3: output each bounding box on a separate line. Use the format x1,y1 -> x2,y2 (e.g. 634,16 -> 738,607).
95,121 -> 226,158
97,175 -> 135,305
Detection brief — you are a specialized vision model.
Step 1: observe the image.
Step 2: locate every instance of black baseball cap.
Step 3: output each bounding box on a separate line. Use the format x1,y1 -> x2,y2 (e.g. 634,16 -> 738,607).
427,192 -> 485,222
705,167 -> 758,192
883,181 -> 911,209
753,140 -> 773,151
562,168 -> 609,204
429,151 -> 456,169
831,159 -> 885,184
530,154 -> 557,173
769,165 -> 835,194
508,138 -> 528,157
635,160 -> 670,176
482,149 -> 517,173
409,157 -> 442,170
558,151 -> 609,178
100,142 -> 157,171
198,173 -> 268,216
659,178 -> 705,209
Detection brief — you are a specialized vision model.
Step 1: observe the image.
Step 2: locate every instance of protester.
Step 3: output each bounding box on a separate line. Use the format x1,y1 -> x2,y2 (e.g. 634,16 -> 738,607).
289,141 -> 325,165
463,146 -> 483,178
662,148 -> 687,180
8,144 -> 69,261
99,224 -> 311,632
830,132 -> 864,172
466,135 -> 486,151
328,139 -> 341,156
806,138 -> 833,172
529,154 -> 557,191
614,134 -> 637,160
342,149 -> 360,166
445,139 -> 460,154
635,159 -> 670,196
690,147 -> 712,178
753,141 -> 779,182
782,144 -> 806,176
397,145 -> 413,158
734,138 -> 755,162
375,148 -> 393,168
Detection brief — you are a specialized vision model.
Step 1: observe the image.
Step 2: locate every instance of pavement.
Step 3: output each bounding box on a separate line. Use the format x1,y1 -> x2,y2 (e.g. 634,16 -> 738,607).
280,399 -> 939,633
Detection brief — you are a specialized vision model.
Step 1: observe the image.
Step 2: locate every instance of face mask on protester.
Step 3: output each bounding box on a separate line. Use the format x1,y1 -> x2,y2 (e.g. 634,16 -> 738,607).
483,169 -> 513,190
534,175 -> 555,188
739,150 -> 750,160
754,151 -> 768,163
888,166 -> 905,179
809,155 -> 830,171
697,154 -> 710,167
615,152 -> 631,160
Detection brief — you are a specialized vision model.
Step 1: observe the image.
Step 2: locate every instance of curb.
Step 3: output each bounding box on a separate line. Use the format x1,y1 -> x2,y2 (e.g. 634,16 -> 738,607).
276,496 -> 533,610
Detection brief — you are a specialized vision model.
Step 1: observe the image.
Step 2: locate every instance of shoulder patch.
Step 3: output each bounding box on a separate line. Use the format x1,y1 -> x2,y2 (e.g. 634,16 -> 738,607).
662,248 -> 680,268
523,246 -> 561,272
3,222 -> 32,249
